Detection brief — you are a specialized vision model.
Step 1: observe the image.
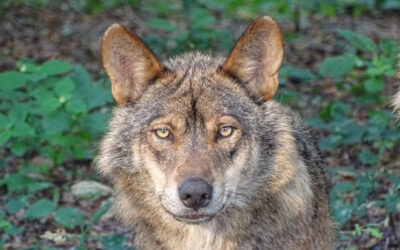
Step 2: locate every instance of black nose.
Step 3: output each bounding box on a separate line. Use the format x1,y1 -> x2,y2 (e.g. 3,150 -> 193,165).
178,178 -> 212,210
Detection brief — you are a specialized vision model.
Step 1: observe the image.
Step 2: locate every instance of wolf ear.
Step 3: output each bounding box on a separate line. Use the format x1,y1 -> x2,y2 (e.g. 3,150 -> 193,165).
221,16 -> 283,100
102,24 -> 164,104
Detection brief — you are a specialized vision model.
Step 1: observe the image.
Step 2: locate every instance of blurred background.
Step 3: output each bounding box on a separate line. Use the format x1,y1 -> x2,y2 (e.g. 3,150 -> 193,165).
0,0 -> 399,249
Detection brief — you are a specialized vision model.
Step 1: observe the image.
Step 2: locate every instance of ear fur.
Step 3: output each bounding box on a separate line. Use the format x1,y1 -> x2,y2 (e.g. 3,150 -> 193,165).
101,24 -> 164,104
222,16 -> 284,100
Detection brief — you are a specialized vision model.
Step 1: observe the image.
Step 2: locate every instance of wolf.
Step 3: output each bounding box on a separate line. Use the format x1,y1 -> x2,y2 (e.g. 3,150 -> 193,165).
96,16 -> 334,249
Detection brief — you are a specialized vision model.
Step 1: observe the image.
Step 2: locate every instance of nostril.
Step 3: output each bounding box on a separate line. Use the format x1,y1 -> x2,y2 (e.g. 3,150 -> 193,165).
201,193 -> 210,200
182,193 -> 191,200
178,178 -> 213,210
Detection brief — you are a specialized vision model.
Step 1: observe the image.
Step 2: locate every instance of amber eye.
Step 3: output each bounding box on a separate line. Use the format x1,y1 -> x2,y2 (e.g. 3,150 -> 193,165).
218,126 -> 234,137
155,128 -> 171,139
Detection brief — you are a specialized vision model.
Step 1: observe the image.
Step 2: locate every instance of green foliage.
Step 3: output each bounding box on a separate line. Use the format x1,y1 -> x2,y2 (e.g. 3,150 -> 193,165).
142,5 -> 235,55
307,29 -> 400,233
54,207 -> 84,229
352,223 -> 383,239
337,29 -> 377,53
24,199 -> 56,219
0,59 -> 112,162
98,234 -> 131,250
0,58 -> 113,248
342,223 -> 384,248
318,54 -> 355,77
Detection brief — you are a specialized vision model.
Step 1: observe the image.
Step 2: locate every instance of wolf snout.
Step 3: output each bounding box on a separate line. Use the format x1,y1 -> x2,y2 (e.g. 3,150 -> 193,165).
178,178 -> 212,210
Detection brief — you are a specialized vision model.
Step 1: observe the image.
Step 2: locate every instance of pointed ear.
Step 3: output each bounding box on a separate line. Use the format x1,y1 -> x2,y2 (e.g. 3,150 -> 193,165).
101,24 -> 164,104
221,16 -> 283,100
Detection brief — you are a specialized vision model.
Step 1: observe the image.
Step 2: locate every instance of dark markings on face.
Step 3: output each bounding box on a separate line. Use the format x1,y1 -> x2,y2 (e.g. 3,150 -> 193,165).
164,68 -> 190,96
229,145 -> 239,160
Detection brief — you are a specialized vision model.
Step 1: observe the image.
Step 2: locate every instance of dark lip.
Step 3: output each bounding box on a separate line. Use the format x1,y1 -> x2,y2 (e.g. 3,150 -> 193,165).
173,214 -> 214,224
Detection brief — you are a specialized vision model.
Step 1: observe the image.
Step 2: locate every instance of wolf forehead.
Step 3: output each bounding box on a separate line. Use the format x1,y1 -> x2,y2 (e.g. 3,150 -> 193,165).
128,52 -> 259,127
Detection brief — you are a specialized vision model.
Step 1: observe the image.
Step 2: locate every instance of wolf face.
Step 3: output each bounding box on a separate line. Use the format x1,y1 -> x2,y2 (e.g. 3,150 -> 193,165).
97,16 -> 333,249
98,17 -> 283,224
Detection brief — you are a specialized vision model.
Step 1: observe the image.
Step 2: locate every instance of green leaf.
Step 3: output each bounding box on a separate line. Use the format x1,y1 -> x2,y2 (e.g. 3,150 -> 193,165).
84,81 -> 113,110
353,224 -> 363,236
28,182 -> 53,193
3,174 -> 37,192
41,111 -> 72,135
365,227 -> 383,239
191,8 -> 216,29
5,198 -> 28,213
318,135 -> 342,150
83,112 -> 111,134
318,54 -> 355,77
342,125 -> 366,145
363,78 -> 384,93
379,39 -> 399,56
71,65 -> 91,88
65,97 -> 87,114
99,234 -> 127,250
385,193 -> 400,212
17,60 -> 38,73
331,181 -> 354,194
54,78 -> 76,100
11,122 -> 35,137
10,140 -> 31,156
0,71 -> 29,90
337,29 -> 377,53
0,114 -> 9,128
38,60 -> 72,76
279,65 -> 317,83
54,207 -> 84,229
24,199 -> 56,219
358,149 -> 379,165
0,130 -> 12,146
146,18 -> 178,31
8,104 -> 28,124
0,219 -> 12,231
38,92 -> 62,113
331,200 -> 353,226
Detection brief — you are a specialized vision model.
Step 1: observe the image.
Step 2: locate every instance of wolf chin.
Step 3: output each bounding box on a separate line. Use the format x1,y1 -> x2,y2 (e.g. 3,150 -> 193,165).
96,16 -> 334,249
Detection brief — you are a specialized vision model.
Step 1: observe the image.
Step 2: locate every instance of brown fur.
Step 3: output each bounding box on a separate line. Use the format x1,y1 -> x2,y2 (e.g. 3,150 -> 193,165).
97,16 -> 334,249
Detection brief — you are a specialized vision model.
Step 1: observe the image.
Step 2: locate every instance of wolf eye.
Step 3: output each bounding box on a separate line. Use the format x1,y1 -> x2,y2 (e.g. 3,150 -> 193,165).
155,128 -> 171,139
218,126 -> 234,138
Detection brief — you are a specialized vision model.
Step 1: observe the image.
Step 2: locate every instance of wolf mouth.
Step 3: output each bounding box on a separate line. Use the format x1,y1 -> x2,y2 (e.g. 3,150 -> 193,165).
162,206 -> 217,224
160,189 -> 232,224
162,201 -> 228,224
173,214 -> 214,224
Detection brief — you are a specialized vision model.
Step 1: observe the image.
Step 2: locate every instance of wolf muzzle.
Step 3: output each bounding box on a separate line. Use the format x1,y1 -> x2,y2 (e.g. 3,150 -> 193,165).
178,178 -> 213,211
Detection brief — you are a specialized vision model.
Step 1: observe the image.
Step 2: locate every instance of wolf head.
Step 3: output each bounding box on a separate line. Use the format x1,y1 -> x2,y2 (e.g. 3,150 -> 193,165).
97,17 -> 285,224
